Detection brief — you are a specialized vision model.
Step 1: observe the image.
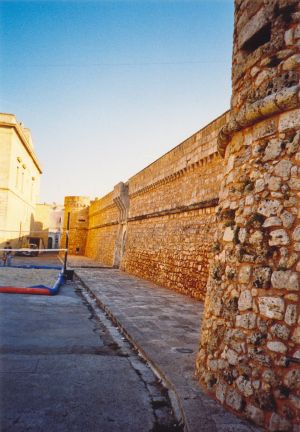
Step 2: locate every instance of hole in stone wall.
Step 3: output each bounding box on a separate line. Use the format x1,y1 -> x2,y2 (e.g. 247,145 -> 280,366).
268,56 -> 281,68
274,4 -> 297,24
241,23 -> 271,53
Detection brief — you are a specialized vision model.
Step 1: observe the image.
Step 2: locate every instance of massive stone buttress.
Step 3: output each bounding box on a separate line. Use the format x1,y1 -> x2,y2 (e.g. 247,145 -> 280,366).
197,1 -> 300,429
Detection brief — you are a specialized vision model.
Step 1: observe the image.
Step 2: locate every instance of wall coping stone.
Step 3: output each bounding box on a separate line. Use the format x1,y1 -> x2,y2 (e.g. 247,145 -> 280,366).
217,85 -> 300,157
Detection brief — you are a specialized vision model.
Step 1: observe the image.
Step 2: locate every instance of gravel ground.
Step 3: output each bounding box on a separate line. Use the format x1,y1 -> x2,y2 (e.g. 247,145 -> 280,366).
0,268 -> 60,287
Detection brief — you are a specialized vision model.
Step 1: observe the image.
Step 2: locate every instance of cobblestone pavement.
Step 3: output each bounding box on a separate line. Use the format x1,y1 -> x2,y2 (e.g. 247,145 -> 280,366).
75,267 -> 260,432
0,267 -> 60,287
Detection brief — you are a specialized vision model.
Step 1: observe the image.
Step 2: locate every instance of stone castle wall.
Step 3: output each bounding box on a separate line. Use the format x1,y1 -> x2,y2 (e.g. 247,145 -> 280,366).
61,196 -> 90,255
197,1 -> 300,429
62,1 -> 300,427
122,112 -> 228,299
64,111 -> 229,299
85,192 -> 119,266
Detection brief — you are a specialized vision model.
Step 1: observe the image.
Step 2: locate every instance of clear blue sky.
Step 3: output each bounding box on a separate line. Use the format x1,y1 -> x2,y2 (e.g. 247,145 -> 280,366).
1,0 -> 234,204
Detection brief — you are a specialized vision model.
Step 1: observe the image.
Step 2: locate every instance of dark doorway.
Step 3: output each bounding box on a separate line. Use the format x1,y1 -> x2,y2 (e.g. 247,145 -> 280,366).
48,237 -> 53,249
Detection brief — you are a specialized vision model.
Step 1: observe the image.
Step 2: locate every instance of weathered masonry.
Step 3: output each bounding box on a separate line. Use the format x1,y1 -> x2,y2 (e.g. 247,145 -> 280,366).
197,0 -> 300,430
63,0 -> 300,428
63,112 -> 228,300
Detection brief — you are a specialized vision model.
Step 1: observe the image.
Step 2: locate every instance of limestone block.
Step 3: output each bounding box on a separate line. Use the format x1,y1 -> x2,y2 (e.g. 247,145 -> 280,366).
273,160 -> 293,179
226,348 -> 239,365
280,210 -> 295,228
236,313 -> 256,329
267,176 -> 281,191
238,227 -> 247,243
238,290 -> 252,311
225,155 -> 235,174
236,376 -> 253,397
269,229 -> 290,246
270,323 -> 290,340
255,70 -> 271,87
253,267 -> 272,288
215,382 -> 227,404
263,139 -> 282,162
238,265 -> 252,283
284,28 -> 294,45
284,368 -> 300,390
258,297 -> 285,320
292,226 -> 300,241
257,199 -> 281,217
263,216 -> 282,227
267,341 -> 287,353
223,226 -> 234,242
285,304 -> 297,325
279,109 -> 300,132
282,54 -> 300,70
255,178 -> 265,192
286,132 -> 300,155
225,388 -> 243,411
292,327 -> 300,344
288,178 -> 300,190
271,271 -> 299,291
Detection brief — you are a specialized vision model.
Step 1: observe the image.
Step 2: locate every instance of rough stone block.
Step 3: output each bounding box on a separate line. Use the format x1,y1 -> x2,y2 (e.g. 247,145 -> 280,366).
271,271 -> 299,291
258,297 -> 285,320
267,341 -> 287,353
279,109 -> 300,132
258,199 -> 281,217
269,229 -> 290,246
236,313 -> 256,329
274,160 -> 293,179
236,376 -> 253,397
285,304 -> 297,325
225,388 -> 243,411
238,290 -> 252,311
270,323 -> 290,340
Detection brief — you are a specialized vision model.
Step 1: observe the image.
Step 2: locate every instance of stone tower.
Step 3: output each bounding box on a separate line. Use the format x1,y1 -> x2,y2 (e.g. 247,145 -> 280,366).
61,196 -> 90,255
196,0 -> 300,429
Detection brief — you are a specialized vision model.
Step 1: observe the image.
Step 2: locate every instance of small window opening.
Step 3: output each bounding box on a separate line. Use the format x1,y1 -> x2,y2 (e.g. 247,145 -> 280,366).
241,23 -> 271,53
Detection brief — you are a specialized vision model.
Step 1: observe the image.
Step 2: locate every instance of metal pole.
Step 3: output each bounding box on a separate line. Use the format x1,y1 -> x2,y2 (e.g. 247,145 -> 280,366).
63,212 -> 70,275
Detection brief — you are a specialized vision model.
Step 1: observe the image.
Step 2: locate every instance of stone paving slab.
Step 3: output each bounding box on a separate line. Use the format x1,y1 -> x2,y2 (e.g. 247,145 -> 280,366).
75,268 -> 260,432
0,268 -> 60,288
66,255 -> 110,268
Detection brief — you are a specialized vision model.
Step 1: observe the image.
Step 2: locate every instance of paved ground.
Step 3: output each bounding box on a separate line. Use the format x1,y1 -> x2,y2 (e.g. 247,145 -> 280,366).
0,254 -> 260,431
75,267 -> 260,432
0,275 -> 179,431
66,254 -> 110,268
